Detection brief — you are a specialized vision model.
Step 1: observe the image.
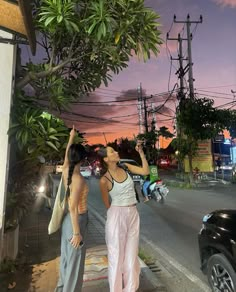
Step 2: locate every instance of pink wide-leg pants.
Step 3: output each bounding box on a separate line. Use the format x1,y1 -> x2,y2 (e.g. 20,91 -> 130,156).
105,205 -> 140,292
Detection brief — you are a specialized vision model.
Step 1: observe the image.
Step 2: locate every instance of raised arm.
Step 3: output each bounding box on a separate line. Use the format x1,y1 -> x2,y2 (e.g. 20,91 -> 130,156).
125,141 -> 150,176
63,125 -> 77,168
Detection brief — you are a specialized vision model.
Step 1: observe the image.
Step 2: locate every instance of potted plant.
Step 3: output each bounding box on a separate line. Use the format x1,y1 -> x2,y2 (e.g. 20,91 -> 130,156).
3,178 -> 35,260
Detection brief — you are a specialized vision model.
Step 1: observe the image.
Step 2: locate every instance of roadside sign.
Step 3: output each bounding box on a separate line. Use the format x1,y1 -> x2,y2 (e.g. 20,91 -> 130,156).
184,139 -> 214,172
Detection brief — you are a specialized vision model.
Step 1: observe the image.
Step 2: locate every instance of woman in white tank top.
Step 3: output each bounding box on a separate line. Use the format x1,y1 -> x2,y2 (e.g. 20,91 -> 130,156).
99,142 -> 149,292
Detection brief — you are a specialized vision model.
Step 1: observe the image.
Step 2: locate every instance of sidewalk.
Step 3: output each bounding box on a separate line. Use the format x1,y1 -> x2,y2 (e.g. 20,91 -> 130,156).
1,199 -> 166,292
160,169 -> 231,188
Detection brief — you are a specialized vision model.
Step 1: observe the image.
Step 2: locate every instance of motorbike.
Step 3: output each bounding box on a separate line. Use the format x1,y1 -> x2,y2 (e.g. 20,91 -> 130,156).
141,178 -> 169,204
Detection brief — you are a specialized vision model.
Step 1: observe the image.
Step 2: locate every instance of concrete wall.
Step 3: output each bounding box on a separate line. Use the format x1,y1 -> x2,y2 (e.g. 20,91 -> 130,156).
0,31 -> 16,261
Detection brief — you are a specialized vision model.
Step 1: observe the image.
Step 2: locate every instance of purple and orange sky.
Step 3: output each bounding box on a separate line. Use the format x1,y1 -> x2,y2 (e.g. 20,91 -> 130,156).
24,0 -> 236,146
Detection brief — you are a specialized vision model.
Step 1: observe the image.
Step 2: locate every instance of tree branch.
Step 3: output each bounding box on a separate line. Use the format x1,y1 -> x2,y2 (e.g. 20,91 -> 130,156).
16,58 -> 77,90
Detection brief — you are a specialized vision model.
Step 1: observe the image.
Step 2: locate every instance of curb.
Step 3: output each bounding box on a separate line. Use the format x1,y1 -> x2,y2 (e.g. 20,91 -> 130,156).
164,178 -> 231,188
88,202 -> 167,291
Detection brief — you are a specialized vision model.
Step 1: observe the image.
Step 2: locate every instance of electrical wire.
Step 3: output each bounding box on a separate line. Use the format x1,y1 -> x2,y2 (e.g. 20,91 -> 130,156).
195,92 -> 234,101
72,103 -> 139,107
215,100 -> 236,109
72,97 -> 138,104
197,84 -> 236,90
167,58 -> 173,92
196,89 -> 233,97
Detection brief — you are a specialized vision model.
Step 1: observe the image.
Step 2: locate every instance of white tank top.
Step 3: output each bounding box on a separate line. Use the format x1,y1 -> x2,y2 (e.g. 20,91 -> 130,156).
108,172 -> 137,206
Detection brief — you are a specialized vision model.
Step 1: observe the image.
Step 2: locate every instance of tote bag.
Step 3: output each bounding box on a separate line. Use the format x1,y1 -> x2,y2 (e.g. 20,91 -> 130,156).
48,176 -> 67,235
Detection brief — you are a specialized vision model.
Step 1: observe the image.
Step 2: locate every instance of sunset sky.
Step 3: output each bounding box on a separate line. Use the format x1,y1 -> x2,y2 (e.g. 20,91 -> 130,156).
24,0 -> 236,146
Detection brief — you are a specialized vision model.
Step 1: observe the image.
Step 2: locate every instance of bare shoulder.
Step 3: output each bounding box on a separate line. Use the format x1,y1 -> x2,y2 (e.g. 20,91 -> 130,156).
100,172 -> 109,185
100,175 -> 107,185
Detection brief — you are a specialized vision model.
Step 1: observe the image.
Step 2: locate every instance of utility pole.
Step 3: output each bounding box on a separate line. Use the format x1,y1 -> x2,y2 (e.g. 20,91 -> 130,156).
174,14 -> 202,99
143,96 -> 148,133
137,84 -> 152,134
167,32 -> 188,154
177,33 -> 185,99
143,95 -> 153,133
103,132 -> 108,145
137,83 -> 144,134
151,103 -> 157,130
166,15 -> 202,176
151,102 -> 159,149
167,32 -> 188,101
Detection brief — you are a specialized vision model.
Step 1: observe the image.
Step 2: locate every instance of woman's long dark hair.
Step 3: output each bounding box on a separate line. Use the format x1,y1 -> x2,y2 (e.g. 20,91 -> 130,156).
66,144 -> 87,197
97,147 -> 108,175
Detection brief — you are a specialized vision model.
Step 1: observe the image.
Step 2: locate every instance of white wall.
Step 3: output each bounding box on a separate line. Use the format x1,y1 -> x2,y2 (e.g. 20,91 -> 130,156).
0,31 -> 16,261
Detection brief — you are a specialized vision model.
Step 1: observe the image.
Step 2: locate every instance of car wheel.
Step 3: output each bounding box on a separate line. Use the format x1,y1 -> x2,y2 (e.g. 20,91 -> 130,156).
207,253 -> 236,292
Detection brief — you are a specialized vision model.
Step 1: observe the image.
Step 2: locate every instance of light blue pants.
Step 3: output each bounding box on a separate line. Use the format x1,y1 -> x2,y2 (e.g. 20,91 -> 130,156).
55,211 -> 88,292
142,181 -> 151,197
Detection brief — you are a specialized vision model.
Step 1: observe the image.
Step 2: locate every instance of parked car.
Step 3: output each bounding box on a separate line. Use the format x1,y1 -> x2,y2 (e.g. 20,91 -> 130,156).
198,209 -> 236,292
158,157 -> 170,168
80,160 -> 92,177
118,159 -> 144,184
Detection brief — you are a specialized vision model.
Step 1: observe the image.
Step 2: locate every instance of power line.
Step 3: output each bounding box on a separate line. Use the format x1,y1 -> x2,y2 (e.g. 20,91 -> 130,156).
96,88 -> 138,95
196,89 -> 233,96
214,100 -> 236,109
197,84 -> 236,90
72,97 -> 138,104
72,103 -> 139,107
195,92 -> 234,101
110,113 -> 138,119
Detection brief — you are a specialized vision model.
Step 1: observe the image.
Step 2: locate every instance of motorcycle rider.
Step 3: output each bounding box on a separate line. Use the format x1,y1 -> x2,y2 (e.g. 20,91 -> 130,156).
142,159 -> 159,202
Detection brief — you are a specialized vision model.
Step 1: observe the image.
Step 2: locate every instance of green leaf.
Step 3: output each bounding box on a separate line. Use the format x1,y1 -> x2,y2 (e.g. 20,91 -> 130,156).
101,22 -> 106,37
87,21 -> 97,34
70,21 -> 80,32
46,141 -> 59,151
57,15 -> 63,23
49,135 -> 59,141
48,127 -> 57,134
27,145 -> 37,154
45,16 -> 56,27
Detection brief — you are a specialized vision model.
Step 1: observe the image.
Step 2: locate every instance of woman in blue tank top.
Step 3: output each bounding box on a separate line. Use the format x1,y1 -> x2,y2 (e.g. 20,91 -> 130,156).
99,142 -> 149,292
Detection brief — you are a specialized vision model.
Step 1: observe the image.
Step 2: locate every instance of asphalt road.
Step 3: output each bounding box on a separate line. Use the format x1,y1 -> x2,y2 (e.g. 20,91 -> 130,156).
86,176 -> 236,291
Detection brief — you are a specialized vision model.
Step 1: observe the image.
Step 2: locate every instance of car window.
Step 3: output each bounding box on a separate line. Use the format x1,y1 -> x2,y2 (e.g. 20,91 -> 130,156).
208,213 -> 236,232
217,217 -> 236,231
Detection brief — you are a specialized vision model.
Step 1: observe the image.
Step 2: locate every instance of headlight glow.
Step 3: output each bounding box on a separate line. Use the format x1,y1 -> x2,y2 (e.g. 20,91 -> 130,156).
38,185 -> 45,193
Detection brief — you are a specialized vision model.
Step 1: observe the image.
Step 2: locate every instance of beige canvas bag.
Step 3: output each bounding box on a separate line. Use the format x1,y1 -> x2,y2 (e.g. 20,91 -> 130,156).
48,177 -> 67,235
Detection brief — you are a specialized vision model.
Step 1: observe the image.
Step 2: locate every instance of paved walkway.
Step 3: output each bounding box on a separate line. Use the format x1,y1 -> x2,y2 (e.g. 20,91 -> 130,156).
1,200 -> 166,292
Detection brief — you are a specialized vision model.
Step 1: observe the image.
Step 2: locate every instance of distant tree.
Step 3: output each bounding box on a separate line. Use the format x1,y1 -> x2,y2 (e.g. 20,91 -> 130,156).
136,124 -> 173,160
157,126 -> 174,140
228,110 -> 236,139
175,97 -> 230,182
117,138 -> 135,157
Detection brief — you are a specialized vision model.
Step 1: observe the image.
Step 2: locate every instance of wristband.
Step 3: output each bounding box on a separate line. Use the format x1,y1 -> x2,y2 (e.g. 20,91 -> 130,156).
73,233 -> 81,236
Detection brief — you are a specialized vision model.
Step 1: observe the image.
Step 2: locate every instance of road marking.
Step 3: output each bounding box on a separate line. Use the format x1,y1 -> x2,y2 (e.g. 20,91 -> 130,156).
141,236 -> 211,292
